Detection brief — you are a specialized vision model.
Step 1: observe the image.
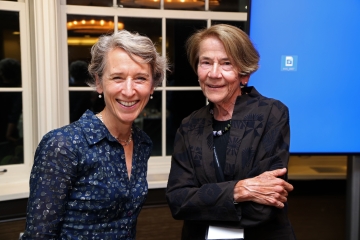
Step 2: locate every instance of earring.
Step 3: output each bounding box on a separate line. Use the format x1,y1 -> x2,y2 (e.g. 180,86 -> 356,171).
98,93 -> 102,98
240,82 -> 248,88
150,95 -> 153,100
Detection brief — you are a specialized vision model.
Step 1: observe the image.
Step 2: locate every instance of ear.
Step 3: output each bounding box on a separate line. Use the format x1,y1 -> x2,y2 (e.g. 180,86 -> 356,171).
95,75 -> 103,94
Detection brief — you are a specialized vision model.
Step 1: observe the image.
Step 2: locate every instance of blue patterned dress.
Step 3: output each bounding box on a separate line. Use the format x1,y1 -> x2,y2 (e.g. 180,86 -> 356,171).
21,110 -> 152,239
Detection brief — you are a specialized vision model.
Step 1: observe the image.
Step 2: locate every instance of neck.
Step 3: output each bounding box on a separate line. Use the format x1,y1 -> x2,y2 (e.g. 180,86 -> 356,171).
97,109 -> 132,140
212,102 -> 235,121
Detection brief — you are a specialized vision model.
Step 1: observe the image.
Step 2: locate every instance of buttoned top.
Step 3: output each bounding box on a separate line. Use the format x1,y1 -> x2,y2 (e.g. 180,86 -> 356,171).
21,110 -> 152,240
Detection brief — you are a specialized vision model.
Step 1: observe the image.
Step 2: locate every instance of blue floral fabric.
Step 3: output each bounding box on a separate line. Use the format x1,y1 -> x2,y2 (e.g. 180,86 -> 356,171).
21,110 -> 152,240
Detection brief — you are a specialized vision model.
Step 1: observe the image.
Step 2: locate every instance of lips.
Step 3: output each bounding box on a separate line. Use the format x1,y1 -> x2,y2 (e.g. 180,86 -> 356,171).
207,84 -> 223,88
118,100 -> 137,107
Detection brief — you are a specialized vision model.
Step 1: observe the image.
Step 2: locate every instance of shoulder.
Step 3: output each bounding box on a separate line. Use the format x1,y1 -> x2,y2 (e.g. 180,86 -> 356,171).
249,87 -> 289,115
179,105 -> 210,131
37,111 -> 96,151
182,104 -> 210,122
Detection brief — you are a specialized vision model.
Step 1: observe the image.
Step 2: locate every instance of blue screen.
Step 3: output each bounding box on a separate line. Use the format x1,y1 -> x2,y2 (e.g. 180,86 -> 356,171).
249,1 -> 360,154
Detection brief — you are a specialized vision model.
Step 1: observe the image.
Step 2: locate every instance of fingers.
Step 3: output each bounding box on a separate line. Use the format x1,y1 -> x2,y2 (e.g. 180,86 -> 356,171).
249,188 -> 287,208
267,168 -> 287,177
283,181 -> 294,192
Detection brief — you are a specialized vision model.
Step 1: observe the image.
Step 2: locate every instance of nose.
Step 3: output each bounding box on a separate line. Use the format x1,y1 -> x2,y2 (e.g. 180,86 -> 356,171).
208,63 -> 222,78
122,78 -> 135,97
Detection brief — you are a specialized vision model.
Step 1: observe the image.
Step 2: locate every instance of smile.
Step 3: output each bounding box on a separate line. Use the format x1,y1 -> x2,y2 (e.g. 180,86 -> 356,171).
208,84 -> 223,88
118,100 -> 137,107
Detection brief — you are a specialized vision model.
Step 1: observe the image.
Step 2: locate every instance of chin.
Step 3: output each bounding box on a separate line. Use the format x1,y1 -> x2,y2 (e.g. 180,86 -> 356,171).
207,95 -> 226,104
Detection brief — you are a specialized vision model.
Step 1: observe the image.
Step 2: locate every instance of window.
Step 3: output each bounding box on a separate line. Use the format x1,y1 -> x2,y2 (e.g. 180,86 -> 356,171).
63,1 -> 248,168
0,0 -> 248,198
0,0 -> 34,186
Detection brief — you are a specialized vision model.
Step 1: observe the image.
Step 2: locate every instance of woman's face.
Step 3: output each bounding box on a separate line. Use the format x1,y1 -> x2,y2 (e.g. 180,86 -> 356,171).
96,48 -> 153,125
197,36 -> 248,106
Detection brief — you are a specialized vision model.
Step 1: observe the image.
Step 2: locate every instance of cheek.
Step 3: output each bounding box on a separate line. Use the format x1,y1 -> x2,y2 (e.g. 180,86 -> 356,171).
197,69 -> 207,82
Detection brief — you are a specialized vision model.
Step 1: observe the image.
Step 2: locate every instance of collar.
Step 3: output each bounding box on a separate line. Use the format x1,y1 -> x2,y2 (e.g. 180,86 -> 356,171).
76,110 -> 152,147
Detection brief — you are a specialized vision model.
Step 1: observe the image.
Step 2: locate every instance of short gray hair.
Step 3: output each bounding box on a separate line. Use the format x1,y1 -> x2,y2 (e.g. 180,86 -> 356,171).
88,30 -> 167,87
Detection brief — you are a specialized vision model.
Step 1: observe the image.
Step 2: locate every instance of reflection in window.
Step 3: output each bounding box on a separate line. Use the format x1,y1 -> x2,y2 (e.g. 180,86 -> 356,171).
164,0 -> 205,11
0,92 -> 23,165
67,15 -> 115,66
210,0 -> 248,12
67,0 -> 114,7
118,0 -> 160,9
166,19 -> 206,87
166,90 -> 206,155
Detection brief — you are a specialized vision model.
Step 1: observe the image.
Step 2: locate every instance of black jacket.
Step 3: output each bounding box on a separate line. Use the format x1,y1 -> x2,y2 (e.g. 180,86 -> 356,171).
166,87 -> 296,240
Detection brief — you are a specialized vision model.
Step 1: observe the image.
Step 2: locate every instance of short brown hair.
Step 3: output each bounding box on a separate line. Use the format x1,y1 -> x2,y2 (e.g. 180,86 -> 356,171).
186,24 -> 259,76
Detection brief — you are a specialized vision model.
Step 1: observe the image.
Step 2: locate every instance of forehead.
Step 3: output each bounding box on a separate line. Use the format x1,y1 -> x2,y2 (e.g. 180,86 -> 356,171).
105,48 -> 150,71
199,36 -> 228,58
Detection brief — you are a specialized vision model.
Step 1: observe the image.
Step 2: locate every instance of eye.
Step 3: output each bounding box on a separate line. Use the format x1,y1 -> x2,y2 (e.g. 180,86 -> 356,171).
111,76 -> 123,80
221,61 -> 233,70
199,60 -> 211,69
136,76 -> 147,81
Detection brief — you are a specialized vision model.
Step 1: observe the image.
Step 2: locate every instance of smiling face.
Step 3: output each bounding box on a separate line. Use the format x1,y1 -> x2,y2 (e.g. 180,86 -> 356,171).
96,48 -> 154,126
197,36 -> 249,107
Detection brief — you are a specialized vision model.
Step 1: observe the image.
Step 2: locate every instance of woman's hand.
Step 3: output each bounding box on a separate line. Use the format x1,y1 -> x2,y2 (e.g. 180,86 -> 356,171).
233,168 -> 293,208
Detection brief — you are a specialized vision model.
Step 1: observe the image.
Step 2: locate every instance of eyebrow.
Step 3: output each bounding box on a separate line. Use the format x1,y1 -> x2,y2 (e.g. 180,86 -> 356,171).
199,56 -> 230,61
108,72 -> 150,77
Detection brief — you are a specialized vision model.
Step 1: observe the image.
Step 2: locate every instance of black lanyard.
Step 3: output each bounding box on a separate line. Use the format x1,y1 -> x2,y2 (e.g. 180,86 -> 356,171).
213,146 -> 225,182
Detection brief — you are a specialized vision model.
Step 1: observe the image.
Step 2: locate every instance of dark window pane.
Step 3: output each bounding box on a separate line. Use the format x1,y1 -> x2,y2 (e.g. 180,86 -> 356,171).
166,19 -> 206,87
166,90 -> 206,155
118,0 -> 160,9
69,91 -> 104,122
117,17 -> 162,55
164,0 -> 204,11
211,20 -> 247,33
67,0 -> 114,7
136,91 -> 162,156
210,0 -> 248,12
0,92 -> 23,165
0,11 -> 21,87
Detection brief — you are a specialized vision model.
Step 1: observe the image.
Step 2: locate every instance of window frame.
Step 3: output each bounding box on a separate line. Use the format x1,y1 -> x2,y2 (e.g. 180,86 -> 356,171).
0,0 -> 247,200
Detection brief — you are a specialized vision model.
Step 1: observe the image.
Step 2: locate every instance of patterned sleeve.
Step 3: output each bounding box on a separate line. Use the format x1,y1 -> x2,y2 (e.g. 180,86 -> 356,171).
21,130 -> 78,239
238,101 -> 290,227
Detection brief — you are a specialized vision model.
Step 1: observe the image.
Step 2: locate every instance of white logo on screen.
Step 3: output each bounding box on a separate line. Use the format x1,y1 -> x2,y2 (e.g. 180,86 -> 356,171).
285,56 -> 293,66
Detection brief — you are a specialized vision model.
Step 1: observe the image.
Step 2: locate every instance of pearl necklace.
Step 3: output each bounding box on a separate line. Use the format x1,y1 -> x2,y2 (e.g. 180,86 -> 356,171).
210,108 -> 232,137
96,112 -> 133,146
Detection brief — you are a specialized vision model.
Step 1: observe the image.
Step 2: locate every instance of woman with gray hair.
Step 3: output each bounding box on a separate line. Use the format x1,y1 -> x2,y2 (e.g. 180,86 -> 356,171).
22,30 -> 167,239
166,24 -> 295,239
